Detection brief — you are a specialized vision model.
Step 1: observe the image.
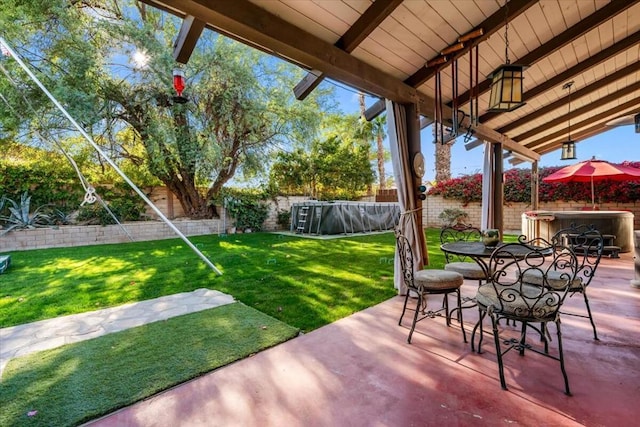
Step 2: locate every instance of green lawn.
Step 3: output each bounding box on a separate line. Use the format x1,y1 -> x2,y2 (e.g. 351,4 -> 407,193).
1,231 -> 404,331
0,303 -> 299,427
0,228 -> 517,331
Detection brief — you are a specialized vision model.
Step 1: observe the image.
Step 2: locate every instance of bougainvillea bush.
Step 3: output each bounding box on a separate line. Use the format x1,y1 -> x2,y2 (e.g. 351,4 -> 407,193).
428,161 -> 640,205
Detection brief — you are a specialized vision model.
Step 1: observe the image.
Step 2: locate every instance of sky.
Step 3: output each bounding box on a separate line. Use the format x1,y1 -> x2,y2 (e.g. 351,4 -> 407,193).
328,79 -> 639,184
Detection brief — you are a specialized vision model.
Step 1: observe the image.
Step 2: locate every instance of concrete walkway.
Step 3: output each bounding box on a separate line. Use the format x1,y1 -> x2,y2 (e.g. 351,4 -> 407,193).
0,288 -> 234,377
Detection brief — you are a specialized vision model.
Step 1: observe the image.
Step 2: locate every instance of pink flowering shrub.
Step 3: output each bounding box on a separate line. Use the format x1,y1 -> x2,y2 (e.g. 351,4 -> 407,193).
428,161 -> 640,204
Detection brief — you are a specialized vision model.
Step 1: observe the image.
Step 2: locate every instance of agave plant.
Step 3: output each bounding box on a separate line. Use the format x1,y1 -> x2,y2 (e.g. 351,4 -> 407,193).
0,192 -> 53,235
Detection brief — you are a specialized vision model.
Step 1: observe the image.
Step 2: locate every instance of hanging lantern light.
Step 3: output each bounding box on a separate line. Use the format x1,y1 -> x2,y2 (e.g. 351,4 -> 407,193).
487,1 -> 525,112
172,68 -> 188,104
561,141 -> 576,160
560,81 -> 577,160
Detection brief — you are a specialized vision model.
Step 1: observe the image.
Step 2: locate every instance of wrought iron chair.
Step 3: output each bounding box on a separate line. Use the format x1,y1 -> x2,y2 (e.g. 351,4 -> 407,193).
396,231 -> 466,344
523,224 -> 604,340
440,225 -> 487,286
475,241 -> 579,395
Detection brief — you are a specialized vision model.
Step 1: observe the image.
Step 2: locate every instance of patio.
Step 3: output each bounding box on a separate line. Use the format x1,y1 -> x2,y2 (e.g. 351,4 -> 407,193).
88,251 -> 638,426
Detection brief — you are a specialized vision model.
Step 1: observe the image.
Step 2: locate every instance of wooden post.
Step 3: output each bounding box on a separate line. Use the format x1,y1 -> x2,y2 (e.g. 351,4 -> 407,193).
493,142 -> 504,237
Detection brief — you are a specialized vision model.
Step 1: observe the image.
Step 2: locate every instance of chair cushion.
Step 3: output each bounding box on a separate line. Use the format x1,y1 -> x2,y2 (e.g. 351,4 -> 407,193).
522,269 -> 582,291
476,283 -> 560,319
444,262 -> 486,280
415,269 -> 463,290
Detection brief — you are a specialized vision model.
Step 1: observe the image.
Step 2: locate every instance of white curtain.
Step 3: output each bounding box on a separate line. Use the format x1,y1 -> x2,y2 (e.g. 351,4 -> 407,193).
481,142 -> 494,230
387,100 -> 426,295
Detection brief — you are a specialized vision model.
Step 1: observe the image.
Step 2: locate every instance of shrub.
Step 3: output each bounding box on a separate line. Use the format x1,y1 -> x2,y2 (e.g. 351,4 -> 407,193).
428,162 -> 640,204
0,192 -> 53,235
76,198 -> 145,225
221,189 -> 269,231
438,208 -> 468,226
276,209 -> 291,230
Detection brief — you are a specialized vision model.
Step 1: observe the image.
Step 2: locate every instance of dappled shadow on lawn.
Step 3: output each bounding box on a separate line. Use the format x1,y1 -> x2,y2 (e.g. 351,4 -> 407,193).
0,232 -> 398,331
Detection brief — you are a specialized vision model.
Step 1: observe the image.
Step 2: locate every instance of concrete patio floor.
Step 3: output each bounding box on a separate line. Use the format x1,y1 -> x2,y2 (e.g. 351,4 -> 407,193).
88,252 -> 639,427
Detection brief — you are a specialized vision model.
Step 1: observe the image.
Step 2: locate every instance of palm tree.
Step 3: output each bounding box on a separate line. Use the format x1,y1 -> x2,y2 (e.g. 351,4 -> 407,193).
357,93 -> 388,189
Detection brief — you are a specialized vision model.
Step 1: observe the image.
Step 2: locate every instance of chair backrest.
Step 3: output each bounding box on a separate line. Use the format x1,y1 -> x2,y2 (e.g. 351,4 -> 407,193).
551,224 -> 604,289
440,225 -> 482,263
486,242 -> 579,320
395,230 -> 417,292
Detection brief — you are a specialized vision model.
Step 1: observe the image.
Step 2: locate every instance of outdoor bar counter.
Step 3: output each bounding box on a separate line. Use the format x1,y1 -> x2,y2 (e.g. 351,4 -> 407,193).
522,210 -> 634,253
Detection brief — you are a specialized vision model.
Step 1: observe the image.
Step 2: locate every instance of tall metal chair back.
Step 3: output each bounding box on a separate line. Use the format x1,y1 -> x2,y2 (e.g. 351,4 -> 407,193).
550,224 -> 604,339
475,241 -> 579,394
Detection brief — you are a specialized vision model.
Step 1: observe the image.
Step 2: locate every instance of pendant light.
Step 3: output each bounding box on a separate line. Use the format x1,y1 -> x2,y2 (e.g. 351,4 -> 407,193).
560,81 -> 577,160
487,1 -> 525,112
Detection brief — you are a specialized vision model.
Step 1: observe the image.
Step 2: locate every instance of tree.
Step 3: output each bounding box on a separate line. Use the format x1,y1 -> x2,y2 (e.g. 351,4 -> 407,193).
357,93 -> 388,189
269,114 -> 375,200
433,125 -> 453,182
0,0 -> 333,218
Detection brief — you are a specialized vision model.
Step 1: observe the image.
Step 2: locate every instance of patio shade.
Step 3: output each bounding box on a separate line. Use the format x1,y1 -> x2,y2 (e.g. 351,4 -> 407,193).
542,159 -> 640,208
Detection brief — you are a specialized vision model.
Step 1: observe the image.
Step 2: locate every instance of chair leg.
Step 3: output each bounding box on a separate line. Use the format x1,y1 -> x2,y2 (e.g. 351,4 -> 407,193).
582,291 -> 599,340
490,313 -> 508,390
457,289 -> 467,343
443,294 -> 450,327
519,321 -> 528,356
471,308 -> 486,353
407,294 -> 422,343
556,319 -> 571,396
399,292 -> 410,326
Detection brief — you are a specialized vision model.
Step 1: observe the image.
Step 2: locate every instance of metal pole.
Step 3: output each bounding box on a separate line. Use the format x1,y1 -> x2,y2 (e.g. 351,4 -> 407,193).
0,37 -> 222,275
631,231 -> 640,289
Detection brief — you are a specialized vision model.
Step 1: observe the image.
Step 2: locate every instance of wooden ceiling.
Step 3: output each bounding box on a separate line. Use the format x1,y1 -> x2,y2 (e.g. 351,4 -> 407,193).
141,0 -> 640,162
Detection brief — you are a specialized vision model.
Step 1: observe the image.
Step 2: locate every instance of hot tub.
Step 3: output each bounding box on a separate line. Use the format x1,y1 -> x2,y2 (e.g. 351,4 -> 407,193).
522,210 -> 634,252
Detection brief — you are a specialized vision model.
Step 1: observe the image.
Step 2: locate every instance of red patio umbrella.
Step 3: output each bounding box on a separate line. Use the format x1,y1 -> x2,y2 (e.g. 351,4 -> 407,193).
542,159 -> 640,208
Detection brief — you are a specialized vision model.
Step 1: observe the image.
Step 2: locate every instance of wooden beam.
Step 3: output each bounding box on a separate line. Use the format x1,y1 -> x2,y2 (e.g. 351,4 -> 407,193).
524,98 -> 640,152
455,0 -> 638,107
404,0 -> 537,88
146,0 -> 422,104
337,0 -> 403,52
143,0 -> 537,160
293,0 -> 403,100
173,15 -> 206,63
480,31 -> 640,123
364,99 -> 386,121
293,69 -> 323,100
495,61 -> 640,133
419,116 -> 433,130
536,124 -> 610,157
466,120 -> 540,160
514,83 -> 640,143
464,138 -> 484,151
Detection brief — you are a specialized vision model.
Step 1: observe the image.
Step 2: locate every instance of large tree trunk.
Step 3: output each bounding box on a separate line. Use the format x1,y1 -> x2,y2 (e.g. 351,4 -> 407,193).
120,93 -> 217,219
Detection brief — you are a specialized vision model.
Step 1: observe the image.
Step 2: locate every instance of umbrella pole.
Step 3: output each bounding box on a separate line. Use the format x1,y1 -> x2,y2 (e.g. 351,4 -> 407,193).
591,177 -> 595,209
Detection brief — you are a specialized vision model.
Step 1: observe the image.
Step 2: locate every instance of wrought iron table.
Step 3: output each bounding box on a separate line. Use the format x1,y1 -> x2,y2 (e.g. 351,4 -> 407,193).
440,241 -> 551,352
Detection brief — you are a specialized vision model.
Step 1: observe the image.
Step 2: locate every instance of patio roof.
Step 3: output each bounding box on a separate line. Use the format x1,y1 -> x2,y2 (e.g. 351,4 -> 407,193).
140,0 -> 639,161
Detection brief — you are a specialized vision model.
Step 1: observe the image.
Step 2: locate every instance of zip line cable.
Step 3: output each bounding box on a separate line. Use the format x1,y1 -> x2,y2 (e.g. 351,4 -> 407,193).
0,76 -> 134,241
0,37 -> 223,275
